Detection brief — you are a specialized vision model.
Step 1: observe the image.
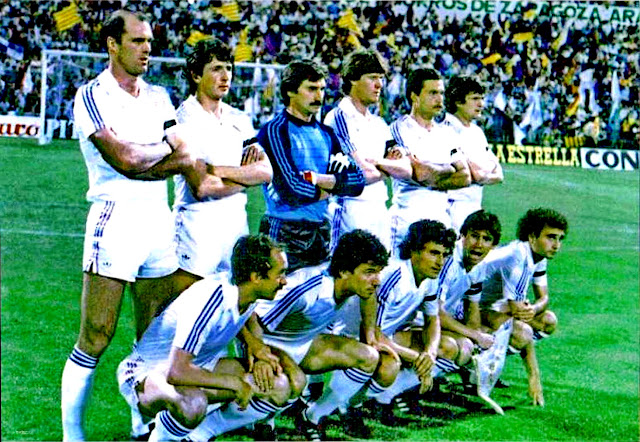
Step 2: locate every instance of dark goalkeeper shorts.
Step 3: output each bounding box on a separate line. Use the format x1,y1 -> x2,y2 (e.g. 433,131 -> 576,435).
259,215 -> 331,273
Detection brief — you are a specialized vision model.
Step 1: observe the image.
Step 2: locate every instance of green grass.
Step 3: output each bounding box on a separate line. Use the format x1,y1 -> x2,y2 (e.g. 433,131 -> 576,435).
1,137 -> 638,441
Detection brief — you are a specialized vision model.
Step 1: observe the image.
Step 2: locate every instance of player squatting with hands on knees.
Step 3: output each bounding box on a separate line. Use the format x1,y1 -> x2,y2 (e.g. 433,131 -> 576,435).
60,8 -> 229,441
172,37 -> 273,289
437,210 -> 503,369
256,59 -> 366,273
328,219 -> 460,424
186,229 -> 390,442
478,207 -> 568,406
443,76 -> 504,233
388,68 -> 472,256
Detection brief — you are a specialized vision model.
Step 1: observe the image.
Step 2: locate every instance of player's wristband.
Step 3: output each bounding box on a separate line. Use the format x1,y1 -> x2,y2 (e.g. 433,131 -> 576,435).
302,170 -> 317,185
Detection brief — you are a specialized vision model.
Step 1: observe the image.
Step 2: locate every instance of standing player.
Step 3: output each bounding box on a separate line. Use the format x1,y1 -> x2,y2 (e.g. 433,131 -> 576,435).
61,9 -> 202,441
444,76 -> 503,232
186,230 -> 389,442
174,38 -> 272,285
116,234 -> 295,441
479,207 -> 568,406
324,49 -> 411,251
388,68 -> 471,255
257,60 -> 366,273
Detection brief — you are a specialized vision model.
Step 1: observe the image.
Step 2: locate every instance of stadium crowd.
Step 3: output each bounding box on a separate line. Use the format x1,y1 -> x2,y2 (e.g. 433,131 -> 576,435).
1,1 -> 638,148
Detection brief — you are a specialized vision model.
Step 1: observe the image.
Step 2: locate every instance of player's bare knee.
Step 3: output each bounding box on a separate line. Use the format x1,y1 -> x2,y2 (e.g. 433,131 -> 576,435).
511,321 -> 533,349
171,388 -> 208,428
542,311 -> 557,334
456,338 -> 474,366
376,353 -> 401,387
354,344 -> 379,372
439,335 -> 459,361
265,373 -> 292,406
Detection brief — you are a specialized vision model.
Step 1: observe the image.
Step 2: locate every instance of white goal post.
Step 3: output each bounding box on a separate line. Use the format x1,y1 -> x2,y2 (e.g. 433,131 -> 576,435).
38,48 -> 284,144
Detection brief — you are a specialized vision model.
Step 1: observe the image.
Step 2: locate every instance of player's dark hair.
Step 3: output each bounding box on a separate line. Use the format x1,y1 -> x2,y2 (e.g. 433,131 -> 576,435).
516,208 -> 569,241
406,68 -> 441,104
399,219 -> 456,260
231,234 -> 283,285
101,7 -> 151,49
445,76 -> 485,114
184,38 -> 233,95
460,210 -> 502,245
280,60 -> 327,106
329,230 -> 389,278
341,49 -> 388,95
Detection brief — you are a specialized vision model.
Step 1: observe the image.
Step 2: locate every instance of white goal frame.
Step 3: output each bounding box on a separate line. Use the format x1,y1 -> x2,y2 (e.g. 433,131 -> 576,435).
38,49 -> 284,144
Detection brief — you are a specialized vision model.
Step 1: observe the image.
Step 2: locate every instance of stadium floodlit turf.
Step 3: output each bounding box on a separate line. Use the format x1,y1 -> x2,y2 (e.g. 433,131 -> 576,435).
1,137 -> 638,441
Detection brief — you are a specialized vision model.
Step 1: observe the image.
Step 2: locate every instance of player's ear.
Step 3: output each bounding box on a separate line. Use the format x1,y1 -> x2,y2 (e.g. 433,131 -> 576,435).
106,36 -> 118,53
249,271 -> 262,283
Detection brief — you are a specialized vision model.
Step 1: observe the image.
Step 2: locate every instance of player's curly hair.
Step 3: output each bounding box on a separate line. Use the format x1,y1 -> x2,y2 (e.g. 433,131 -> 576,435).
516,208 -> 569,241
329,230 -> 389,278
460,210 -> 502,245
406,68 -> 441,104
399,219 -> 456,260
101,7 -> 151,48
231,234 -> 284,285
445,76 -> 485,114
280,60 -> 327,106
183,38 -> 233,95
341,49 -> 387,95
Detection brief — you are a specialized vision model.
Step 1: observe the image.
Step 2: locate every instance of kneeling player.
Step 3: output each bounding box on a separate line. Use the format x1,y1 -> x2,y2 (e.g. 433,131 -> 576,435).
117,235 -> 298,441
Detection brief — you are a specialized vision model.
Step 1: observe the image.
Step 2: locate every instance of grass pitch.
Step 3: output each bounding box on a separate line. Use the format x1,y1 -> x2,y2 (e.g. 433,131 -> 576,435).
1,137 -> 638,441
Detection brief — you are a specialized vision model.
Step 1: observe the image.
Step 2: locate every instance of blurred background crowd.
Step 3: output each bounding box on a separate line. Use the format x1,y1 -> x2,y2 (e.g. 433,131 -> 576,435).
1,0 -> 638,148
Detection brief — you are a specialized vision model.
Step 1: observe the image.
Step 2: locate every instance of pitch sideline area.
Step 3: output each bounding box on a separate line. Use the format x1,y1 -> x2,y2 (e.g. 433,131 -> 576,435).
1,138 -> 638,441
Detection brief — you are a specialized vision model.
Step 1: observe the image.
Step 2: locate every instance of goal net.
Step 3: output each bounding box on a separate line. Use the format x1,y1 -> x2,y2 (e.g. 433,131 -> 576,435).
38,49 -> 284,144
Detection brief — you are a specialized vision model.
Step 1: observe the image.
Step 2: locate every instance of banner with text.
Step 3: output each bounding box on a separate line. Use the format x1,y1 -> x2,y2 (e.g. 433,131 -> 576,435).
493,144 -> 581,167
426,1 -> 639,26
580,148 -> 639,171
0,115 -> 41,138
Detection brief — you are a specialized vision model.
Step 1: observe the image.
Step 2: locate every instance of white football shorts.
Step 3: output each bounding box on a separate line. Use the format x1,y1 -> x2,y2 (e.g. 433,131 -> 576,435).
82,200 -> 178,282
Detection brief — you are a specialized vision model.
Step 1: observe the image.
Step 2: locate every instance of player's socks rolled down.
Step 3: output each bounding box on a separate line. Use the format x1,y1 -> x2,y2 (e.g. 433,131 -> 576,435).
148,410 -> 191,442
61,346 -> 99,441
188,398 -> 280,441
305,367 -> 373,424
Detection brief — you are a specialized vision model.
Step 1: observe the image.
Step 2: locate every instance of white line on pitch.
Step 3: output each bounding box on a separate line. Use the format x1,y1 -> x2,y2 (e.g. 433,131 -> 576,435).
0,229 -> 83,238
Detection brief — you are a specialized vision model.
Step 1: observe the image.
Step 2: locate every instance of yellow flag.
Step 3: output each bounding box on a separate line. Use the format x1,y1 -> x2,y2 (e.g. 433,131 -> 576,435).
566,95 -> 580,116
187,30 -> 211,46
234,28 -> 252,62
524,8 -> 537,20
337,9 -> 363,37
346,33 -> 362,49
54,2 -> 82,32
214,2 -> 242,22
481,53 -> 502,65
512,32 -> 534,44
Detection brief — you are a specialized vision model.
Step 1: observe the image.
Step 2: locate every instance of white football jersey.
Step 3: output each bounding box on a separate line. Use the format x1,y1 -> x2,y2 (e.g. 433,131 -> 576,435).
74,69 -> 175,203
478,241 -> 548,313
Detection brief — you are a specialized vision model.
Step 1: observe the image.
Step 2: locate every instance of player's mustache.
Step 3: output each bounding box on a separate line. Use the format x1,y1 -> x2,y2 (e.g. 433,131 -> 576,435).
311,101 -> 322,106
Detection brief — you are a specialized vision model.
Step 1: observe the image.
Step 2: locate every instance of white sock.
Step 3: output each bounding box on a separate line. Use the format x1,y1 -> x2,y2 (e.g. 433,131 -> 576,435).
130,406 -> 152,438
61,346 -> 98,441
374,369 -> 420,405
305,368 -> 373,424
149,410 -> 191,442
188,398 -> 279,442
